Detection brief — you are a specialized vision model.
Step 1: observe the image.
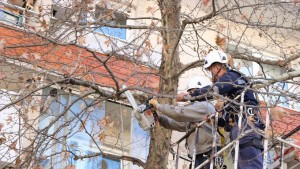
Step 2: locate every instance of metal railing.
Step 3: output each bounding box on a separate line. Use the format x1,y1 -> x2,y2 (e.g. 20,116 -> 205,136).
171,98 -> 300,169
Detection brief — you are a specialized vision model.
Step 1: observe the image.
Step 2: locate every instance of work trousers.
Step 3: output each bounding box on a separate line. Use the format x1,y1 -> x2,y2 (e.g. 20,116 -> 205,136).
190,148 -> 223,169
231,125 -> 263,169
239,146 -> 263,169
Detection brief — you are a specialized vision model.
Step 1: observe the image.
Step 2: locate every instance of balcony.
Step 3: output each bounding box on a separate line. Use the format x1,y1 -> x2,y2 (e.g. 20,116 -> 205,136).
0,1 -> 38,28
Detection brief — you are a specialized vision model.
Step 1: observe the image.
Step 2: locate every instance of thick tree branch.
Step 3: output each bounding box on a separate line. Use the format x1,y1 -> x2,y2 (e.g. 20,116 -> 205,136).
91,22 -> 161,30
65,77 -> 115,98
232,52 -> 300,68
253,70 -> 300,89
74,152 -> 145,168
177,59 -> 204,77
170,1 -> 222,63
176,51 -> 300,77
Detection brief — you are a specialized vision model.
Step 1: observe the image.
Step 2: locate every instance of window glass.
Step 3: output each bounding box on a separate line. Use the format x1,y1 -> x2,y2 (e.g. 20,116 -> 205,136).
260,64 -> 288,107
38,88 -> 149,168
94,6 -> 127,40
234,59 -> 253,76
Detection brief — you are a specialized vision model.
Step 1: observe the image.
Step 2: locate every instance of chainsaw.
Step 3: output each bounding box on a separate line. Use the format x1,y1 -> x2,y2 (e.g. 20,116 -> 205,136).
122,85 -> 157,130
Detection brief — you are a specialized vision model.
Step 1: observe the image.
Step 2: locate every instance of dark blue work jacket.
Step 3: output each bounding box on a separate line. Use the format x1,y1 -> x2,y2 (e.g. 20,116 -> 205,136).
191,69 -> 258,112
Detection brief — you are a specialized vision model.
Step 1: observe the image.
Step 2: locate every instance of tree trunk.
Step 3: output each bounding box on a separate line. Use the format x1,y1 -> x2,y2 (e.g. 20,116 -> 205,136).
145,0 -> 181,168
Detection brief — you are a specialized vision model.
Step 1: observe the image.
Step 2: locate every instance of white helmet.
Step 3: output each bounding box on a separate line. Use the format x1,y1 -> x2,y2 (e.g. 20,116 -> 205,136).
187,76 -> 212,91
203,50 -> 228,69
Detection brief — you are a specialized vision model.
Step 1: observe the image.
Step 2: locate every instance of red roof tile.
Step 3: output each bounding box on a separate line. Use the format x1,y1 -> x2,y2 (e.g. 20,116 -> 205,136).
0,24 -> 160,90
260,102 -> 300,141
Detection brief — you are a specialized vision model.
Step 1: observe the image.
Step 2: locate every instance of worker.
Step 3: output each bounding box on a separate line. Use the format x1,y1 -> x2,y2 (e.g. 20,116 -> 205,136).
149,76 -> 222,169
176,50 -> 264,169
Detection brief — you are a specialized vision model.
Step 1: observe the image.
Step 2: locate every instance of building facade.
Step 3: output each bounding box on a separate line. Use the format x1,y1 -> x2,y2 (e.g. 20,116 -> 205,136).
0,0 -> 299,169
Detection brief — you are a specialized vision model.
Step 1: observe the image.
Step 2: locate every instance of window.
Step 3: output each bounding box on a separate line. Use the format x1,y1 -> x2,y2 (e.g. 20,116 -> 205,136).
259,64 -> 288,107
228,43 -> 290,107
234,59 -> 253,76
51,5 -> 73,20
94,6 -> 127,40
85,151 -> 120,169
37,87 -> 150,168
0,9 -> 23,26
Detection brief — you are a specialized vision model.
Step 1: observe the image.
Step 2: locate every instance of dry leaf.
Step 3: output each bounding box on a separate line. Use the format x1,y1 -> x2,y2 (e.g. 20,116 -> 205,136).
9,141 -> 17,150
87,106 -> 94,112
38,5 -> 43,13
98,118 -> 107,127
80,102 -> 87,110
240,13 -> 248,20
78,36 -> 85,45
61,152 -> 70,161
277,60 -> 285,67
214,100 -> 224,112
79,118 -> 87,131
146,6 -> 155,14
156,35 -> 162,45
104,39 -> 111,47
98,132 -> 105,141
33,164 -> 44,169
290,47 -> 296,54
15,157 -> 21,166
6,116 -> 12,125
202,0 -> 210,6
215,35 -> 226,51
70,143 -> 76,149
258,16 -> 264,22
31,106 -> 38,112
150,21 -> 155,26
0,137 -> 6,144
145,40 -> 152,49
270,106 -> 288,120
265,128 -> 274,139
79,86 -> 86,92
216,23 -> 226,32
18,76 -> 24,82
0,123 -> 3,131
135,49 -> 142,57
227,53 -> 234,68
108,121 -> 115,127
64,164 -> 75,169
97,103 -> 103,110
40,19 -> 48,29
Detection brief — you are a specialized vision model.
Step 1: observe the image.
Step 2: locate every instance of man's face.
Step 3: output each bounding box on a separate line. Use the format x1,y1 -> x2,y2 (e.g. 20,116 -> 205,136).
187,88 -> 197,96
206,64 -> 219,80
207,64 -> 218,76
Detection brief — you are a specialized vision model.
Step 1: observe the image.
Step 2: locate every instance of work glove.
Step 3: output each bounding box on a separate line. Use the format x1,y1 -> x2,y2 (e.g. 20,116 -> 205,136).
176,92 -> 188,102
149,98 -> 159,109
